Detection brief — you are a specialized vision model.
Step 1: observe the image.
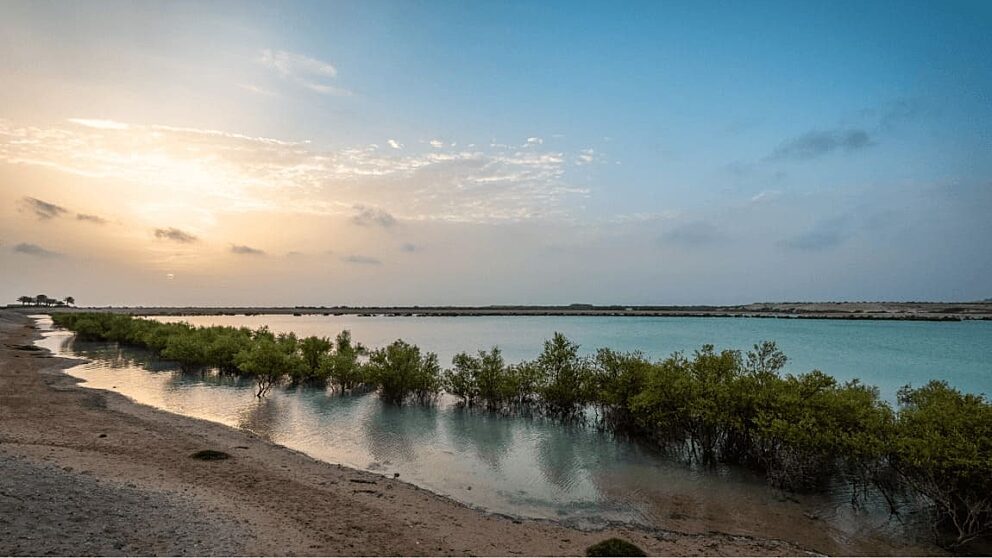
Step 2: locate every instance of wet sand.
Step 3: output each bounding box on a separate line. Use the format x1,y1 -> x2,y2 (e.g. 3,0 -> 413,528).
0,309 -> 820,556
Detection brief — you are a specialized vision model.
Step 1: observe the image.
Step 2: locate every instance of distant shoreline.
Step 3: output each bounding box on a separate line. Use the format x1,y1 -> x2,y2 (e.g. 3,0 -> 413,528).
9,301 -> 992,321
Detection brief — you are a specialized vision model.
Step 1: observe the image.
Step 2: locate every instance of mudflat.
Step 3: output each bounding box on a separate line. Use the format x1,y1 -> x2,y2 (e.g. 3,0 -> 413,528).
0,310 -> 814,556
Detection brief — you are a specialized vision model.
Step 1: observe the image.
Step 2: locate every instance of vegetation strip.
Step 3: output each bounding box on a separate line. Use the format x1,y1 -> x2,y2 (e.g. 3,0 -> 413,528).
50,312 -> 991,548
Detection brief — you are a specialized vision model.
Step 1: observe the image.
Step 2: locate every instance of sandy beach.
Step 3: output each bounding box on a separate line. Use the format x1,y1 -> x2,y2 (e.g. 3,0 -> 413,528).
0,310 -> 821,556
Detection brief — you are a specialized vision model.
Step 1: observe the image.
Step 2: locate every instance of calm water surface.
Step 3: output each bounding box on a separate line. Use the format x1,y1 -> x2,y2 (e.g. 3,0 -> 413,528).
158,313 -> 992,400
36,314 -> 987,555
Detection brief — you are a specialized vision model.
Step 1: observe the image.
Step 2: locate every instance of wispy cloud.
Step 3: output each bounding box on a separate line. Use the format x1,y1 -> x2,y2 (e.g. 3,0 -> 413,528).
342,254 -> 381,265
352,205 -> 396,228
0,120 -> 588,224
400,242 -> 418,252
76,213 -> 108,224
13,242 -> 61,258
20,197 -> 68,220
750,190 -> 781,203
154,227 -> 198,243
769,129 -> 873,161
259,49 -> 350,96
67,118 -> 130,130
230,244 -> 265,255
576,148 -> 596,165
238,83 -> 277,97
387,139 -> 403,150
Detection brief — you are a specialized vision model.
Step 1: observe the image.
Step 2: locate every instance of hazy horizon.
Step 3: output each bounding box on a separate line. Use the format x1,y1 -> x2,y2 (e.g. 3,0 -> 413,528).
3,1 -> 991,307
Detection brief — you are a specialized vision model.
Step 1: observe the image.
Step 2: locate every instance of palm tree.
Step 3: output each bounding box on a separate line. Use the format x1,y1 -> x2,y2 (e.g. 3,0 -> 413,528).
17,296 -> 34,306
36,294 -> 50,307
64,296 -> 75,306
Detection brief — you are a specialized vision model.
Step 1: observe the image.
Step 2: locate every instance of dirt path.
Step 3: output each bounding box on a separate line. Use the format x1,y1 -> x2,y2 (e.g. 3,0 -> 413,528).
0,310 -> 816,556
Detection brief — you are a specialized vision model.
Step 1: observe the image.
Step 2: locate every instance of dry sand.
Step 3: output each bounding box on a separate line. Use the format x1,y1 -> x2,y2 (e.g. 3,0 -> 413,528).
0,310 -> 824,556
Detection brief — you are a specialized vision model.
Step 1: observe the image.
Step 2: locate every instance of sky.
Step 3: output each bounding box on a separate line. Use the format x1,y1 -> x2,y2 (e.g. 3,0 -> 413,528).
1,0 -> 990,306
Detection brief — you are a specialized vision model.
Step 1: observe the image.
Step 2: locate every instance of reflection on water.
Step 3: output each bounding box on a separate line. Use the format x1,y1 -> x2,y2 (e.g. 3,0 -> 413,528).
36,321 -> 940,555
237,397 -> 283,440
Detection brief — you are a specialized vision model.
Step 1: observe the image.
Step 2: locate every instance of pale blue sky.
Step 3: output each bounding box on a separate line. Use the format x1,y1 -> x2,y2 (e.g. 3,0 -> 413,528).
1,0 -> 990,305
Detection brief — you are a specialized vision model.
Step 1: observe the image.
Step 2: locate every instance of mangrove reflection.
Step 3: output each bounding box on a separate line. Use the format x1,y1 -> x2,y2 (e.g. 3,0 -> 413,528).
237,397 -> 283,440
362,401 -> 439,465
445,407 -> 515,472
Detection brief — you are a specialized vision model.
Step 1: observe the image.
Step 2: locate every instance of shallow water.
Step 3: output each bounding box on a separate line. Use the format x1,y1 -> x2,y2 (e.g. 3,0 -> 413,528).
153,314 -> 992,401
35,314 -> 968,555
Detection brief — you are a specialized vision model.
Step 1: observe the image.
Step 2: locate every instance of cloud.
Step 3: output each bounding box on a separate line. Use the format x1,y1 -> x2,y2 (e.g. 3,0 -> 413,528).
400,242 -> 417,252
20,196 -> 106,224
526,137 -> 543,146
230,244 -> 265,255
351,205 -> 396,228
67,118 -> 129,130
342,254 -> 382,265
238,83 -> 277,97
0,119 -> 586,224
660,221 -> 724,246
769,129 -> 873,161
300,83 -> 352,96
429,139 -> 444,149
387,139 -> 403,150
780,218 -> 850,251
20,197 -> 68,220
749,190 -> 781,203
259,49 -> 350,96
13,242 -> 61,258
76,213 -> 107,224
576,148 -> 596,165
154,227 -> 198,244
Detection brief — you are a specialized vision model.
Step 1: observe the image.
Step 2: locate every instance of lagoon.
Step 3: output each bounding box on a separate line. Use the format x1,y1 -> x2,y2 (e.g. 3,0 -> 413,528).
34,314 -> 989,554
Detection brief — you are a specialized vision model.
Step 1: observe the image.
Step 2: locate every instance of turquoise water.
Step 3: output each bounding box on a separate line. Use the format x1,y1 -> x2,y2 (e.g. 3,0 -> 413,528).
156,314 -> 992,401
38,314 -> 990,554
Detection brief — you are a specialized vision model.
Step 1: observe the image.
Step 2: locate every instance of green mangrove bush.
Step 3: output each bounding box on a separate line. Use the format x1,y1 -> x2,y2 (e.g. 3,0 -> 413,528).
324,330 -> 369,391
366,339 -> 442,403
893,381 -> 992,547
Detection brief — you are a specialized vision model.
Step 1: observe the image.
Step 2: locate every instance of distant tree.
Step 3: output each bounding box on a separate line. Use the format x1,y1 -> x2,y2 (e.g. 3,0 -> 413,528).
35,294 -> 50,307
17,296 -> 34,306
64,296 -> 75,306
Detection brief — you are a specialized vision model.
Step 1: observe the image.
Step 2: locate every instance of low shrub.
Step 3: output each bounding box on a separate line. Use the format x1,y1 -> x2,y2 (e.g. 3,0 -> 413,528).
893,381 -> 992,547
366,339 -> 442,404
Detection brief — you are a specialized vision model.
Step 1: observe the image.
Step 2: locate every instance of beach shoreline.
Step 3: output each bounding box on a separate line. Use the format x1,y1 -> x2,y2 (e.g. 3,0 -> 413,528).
0,309 -> 828,556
